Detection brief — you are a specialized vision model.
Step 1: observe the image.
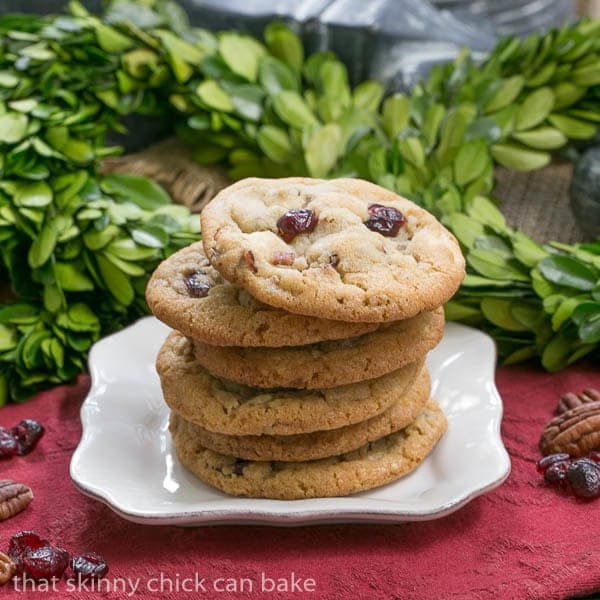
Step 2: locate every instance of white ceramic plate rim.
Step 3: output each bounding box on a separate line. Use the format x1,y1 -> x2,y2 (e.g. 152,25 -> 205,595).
70,317 -> 511,526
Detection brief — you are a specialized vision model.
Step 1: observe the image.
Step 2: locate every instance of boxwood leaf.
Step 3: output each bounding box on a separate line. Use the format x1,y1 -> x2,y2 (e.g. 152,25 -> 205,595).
101,173 -> 170,210
538,255 -> 597,291
264,22 -> 303,73
28,222 -> 58,268
14,181 -> 52,208
515,88 -> 555,131
96,255 -> 134,306
0,112 -> 28,144
196,80 -> 233,112
259,56 -> 298,96
305,124 -> 342,178
273,91 -> 318,129
218,33 -> 265,82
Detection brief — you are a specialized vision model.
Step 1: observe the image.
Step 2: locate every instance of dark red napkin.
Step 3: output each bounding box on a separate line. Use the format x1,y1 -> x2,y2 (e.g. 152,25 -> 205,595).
1,364 -> 599,600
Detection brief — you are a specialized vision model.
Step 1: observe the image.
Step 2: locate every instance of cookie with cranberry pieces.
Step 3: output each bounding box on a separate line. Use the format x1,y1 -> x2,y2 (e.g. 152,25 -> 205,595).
191,307 -> 444,389
157,331 -> 423,436
201,177 -> 465,322
171,398 -> 447,499
145,242 -> 379,347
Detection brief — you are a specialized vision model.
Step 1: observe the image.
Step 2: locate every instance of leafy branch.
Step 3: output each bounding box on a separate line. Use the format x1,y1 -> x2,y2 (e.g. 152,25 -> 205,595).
0,0 -> 599,402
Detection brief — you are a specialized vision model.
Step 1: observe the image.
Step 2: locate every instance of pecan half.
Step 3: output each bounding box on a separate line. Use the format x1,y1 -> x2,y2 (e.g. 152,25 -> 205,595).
0,480 -> 33,521
540,402 -> 600,457
0,552 -> 15,585
557,388 -> 600,414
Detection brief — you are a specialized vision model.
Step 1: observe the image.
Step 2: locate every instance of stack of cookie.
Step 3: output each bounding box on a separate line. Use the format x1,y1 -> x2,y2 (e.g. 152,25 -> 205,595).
146,177 -> 465,500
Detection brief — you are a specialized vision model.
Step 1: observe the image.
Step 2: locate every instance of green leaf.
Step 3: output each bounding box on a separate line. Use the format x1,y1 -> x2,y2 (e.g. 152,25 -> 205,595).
511,127 -> 567,150
54,262 -> 94,291
259,57 -> 298,96
553,82 -> 587,110
353,81 -> 384,112
512,232 -> 548,267
541,333 -> 572,372
196,80 -> 234,112
572,303 -> 600,344
0,324 -> 17,351
83,224 -> 119,250
131,226 -> 169,248
305,124 -> 342,178
218,33 -> 265,82
273,91 -> 318,129
221,82 -> 265,122
61,139 -> 94,163
436,106 -> 473,166
447,213 -> 485,248
422,103 -> 445,149
491,143 -> 550,171
101,173 -> 170,210
481,298 -> 530,332
453,139 -> 489,186
28,222 -> 58,268
14,181 -> 52,208
257,126 -> 293,164
548,113 -> 597,140
484,76 -> 525,113
0,112 -> 28,144
382,94 -> 410,140
43,283 -> 63,313
0,303 -> 39,324
264,22 -> 303,73
467,196 -> 506,230
93,22 -> 134,53
572,62 -> 600,86
467,248 -> 529,282
538,255 -> 598,291
96,255 -> 134,306
515,88 -> 555,131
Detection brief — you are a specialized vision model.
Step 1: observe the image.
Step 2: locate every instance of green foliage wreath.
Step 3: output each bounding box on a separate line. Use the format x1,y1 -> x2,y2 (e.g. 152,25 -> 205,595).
0,0 -> 598,402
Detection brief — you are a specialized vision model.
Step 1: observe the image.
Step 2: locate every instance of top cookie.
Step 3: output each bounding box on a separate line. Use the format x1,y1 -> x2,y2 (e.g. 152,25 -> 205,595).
201,177 -> 465,322
145,242 -> 379,346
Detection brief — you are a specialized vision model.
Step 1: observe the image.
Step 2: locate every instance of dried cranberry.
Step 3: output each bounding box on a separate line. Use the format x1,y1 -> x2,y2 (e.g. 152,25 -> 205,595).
0,428 -> 18,459
364,204 -> 406,237
276,209 -> 318,243
184,271 -> 212,298
10,419 -> 44,455
22,546 -> 69,580
536,453 -> 570,474
71,552 -> 109,581
8,531 -> 49,570
543,460 -> 571,487
567,458 -> 600,499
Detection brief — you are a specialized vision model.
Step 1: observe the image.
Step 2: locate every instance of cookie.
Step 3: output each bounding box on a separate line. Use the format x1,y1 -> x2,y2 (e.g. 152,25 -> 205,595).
169,367 -> 430,462
171,398 -> 447,499
201,177 -> 465,322
157,330 -> 423,435
146,242 -> 379,347
192,308 -> 443,389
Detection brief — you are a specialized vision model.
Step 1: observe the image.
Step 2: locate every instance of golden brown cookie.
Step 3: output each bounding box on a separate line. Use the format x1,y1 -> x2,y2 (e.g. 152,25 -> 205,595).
169,367 -> 430,461
171,399 -> 447,499
201,177 -> 465,323
157,330 -> 423,435
191,308 -> 443,389
146,242 -> 379,347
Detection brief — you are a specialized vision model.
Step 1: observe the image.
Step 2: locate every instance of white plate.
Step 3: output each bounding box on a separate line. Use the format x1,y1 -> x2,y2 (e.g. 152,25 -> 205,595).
70,317 -> 510,525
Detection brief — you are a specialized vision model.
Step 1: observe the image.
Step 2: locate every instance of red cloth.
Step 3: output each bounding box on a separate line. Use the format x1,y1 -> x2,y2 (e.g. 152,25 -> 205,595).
1,364 -> 600,600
